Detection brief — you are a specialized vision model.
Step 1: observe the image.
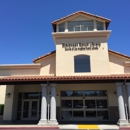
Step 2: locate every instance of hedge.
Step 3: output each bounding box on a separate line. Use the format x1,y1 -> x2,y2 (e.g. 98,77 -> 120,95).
0,104 -> 4,115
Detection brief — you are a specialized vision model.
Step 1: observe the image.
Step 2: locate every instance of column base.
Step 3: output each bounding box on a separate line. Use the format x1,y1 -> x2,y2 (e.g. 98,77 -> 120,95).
49,119 -> 58,126
117,119 -> 129,126
38,119 -> 48,126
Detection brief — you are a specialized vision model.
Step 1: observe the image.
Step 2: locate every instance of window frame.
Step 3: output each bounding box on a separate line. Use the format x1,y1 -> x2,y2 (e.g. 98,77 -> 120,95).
74,55 -> 91,73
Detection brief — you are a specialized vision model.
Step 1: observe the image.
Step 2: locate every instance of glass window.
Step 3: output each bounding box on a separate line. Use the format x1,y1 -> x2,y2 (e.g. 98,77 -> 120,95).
18,93 -> 22,99
84,90 -> 107,96
73,111 -> 84,118
97,100 -> 107,108
23,92 -> 40,99
61,91 -> 73,97
74,55 -> 91,72
73,100 -> 83,108
59,23 -> 65,32
97,21 -> 104,30
86,111 -> 96,118
85,100 -> 96,108
61,111 -> 72,119
61,100 -> 72,108
17,100 -> 22,111
71,91 -> 83,96
97,111 -> 108,119
68,21 -> 93,31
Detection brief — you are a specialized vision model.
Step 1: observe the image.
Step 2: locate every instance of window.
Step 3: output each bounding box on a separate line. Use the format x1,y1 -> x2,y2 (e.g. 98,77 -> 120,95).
59,22 -> 65,32
74,55 -> 91,72
97,21 -> 104,30
68,21 -> 93,31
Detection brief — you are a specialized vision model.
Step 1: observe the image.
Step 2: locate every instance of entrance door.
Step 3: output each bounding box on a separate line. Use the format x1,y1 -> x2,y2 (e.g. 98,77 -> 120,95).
61,90 -> 109,121
21,100 -> 39,120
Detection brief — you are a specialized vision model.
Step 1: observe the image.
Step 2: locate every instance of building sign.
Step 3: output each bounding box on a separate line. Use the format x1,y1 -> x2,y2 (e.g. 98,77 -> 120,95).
62,43 -> 101,51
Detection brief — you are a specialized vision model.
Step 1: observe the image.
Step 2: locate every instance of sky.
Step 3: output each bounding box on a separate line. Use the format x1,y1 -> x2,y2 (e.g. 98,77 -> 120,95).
0,0 -> 130,64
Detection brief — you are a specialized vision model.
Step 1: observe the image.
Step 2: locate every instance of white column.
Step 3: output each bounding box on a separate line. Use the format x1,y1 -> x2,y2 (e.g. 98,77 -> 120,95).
49,83 -> 58,125
126,82 -> 130,122
116,82 -> 128,126
94,20 -> 97,31
38,84 -> 47,125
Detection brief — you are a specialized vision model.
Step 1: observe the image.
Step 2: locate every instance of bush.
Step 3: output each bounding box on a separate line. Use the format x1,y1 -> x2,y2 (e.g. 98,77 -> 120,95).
0,104 -> 4,115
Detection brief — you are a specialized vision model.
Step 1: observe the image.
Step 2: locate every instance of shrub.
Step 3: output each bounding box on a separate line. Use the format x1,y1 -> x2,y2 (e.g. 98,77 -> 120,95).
0,104 -> 4,115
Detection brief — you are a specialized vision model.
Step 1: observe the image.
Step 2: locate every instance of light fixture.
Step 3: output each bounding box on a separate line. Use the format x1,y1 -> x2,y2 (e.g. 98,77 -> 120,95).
6,93 -> 10,98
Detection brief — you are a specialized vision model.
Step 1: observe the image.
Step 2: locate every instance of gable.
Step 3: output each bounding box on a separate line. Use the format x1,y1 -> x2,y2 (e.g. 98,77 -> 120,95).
52,11 -> 111,32
109,52 -> 130,74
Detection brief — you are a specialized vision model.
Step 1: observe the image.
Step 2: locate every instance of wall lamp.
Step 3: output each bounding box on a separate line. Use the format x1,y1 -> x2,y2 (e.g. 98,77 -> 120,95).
6,93 -> 11,98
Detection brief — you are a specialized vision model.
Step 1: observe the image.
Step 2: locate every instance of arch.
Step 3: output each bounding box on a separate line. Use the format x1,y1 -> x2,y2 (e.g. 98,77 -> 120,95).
74,55 -> 91,72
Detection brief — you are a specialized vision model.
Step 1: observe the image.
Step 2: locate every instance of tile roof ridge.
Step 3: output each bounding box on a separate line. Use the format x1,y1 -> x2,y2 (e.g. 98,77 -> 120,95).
108,49 -> 130,59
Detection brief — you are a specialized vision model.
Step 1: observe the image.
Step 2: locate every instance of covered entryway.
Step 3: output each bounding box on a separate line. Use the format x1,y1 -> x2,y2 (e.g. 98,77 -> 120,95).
61,90 -> 108,121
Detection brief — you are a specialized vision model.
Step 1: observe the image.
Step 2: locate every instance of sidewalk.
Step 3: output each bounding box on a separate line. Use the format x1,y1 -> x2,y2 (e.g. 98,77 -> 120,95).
59,124 -> 119,129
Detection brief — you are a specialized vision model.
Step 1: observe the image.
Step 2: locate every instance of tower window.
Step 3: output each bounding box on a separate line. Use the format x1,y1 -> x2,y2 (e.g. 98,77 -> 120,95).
74,55 -> 91,73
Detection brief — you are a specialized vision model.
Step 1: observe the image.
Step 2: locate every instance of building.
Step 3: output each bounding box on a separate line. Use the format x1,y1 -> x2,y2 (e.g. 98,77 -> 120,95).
0,11 -> 130,126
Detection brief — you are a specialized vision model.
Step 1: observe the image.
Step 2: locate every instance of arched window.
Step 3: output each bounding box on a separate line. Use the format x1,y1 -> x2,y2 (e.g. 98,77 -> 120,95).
74,55 -> 91,73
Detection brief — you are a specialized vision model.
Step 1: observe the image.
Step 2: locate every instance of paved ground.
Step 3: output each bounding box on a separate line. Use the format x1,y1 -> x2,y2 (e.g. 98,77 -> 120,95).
0,124 -> 120,130
59,124 -> 119,129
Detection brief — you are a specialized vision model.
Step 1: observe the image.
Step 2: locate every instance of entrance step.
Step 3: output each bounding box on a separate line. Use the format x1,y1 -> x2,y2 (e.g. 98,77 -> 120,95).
0,126 -> 59,130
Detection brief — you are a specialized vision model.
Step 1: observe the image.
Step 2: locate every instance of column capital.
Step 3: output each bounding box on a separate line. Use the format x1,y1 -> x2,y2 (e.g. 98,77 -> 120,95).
41,84 -> 48,87
50,83 -> 57,87
126,82 -> 130,87
115,82 -> 123,87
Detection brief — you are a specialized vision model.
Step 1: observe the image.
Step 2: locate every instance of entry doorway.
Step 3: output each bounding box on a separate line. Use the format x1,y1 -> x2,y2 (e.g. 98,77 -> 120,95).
61,90 -> 109,121
17,92 -> 42,120
21,100 -> 39,120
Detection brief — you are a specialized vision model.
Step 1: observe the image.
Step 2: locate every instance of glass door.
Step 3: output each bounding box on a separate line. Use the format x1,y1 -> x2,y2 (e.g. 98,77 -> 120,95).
30,100 -> 39,120
22,100 -> 30,120
21,100 -> 39,120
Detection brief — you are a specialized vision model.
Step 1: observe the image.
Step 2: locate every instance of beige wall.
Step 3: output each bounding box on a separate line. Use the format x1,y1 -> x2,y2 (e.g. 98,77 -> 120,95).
56,83 -> 118,107
38,54 -> 56,75
3,85 -> 14,120
109,53 -> 130,74
0,68 -> 40,76
56,37 -> 110,75
0,85 -> 6,104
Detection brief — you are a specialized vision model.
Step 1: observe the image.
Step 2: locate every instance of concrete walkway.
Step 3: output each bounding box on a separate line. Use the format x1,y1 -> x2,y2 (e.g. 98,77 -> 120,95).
59,124 -> 119,129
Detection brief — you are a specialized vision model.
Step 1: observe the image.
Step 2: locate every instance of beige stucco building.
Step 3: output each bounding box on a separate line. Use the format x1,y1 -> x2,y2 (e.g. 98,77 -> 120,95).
0,11 -> 130,126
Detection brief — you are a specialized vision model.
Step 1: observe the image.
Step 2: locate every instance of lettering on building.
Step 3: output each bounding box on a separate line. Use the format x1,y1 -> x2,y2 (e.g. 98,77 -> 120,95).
62,43 -> 101,51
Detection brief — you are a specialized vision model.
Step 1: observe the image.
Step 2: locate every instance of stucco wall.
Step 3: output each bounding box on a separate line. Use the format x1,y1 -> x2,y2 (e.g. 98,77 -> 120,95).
0,85 -> 6,104
56,37 -> 110,75
0,68 -> 40,76
109,53 -> 130,74
38,54 -> 56,75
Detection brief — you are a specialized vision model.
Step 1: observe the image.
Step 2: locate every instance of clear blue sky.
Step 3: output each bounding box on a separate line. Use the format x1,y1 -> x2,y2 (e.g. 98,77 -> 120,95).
0,0 -> 130,64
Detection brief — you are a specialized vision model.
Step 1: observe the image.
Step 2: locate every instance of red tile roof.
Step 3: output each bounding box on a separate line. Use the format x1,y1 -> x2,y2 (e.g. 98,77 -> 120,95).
0,74 -> 130,83
33,50 -> 130,63
109,49 -> 130,59
52,10 -> 111,32
33,50 -> 56,63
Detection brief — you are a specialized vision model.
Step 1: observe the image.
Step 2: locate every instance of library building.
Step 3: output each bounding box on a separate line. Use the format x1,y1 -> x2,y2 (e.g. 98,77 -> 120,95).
0,11 -> 130,126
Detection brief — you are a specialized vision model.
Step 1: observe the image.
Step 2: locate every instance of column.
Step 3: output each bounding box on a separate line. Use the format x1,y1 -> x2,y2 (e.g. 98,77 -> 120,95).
116,82 -> 128,126
38,84 -> 47,125
93,20 -> 97,31
49,83 -> 58,125
126,82 -> 130,122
